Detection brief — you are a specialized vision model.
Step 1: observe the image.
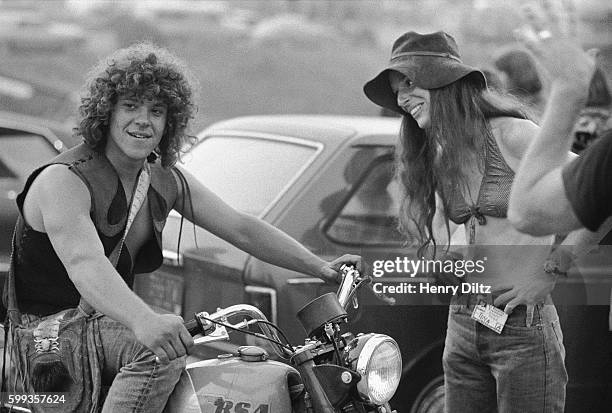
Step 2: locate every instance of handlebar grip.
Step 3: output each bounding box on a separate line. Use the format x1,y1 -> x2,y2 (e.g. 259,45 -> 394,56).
184,318 -> 201,336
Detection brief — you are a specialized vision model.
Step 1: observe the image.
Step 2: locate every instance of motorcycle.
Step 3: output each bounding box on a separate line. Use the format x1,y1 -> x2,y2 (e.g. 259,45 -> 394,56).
1,265 -> 401,412
165,264 -> 402,413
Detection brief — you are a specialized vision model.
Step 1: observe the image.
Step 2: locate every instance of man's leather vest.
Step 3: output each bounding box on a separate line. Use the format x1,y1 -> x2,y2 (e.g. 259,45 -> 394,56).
12,143 -> 178,316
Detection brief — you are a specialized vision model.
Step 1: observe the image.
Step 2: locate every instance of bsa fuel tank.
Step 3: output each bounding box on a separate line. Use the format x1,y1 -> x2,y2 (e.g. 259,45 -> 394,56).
164,346 -> 302,413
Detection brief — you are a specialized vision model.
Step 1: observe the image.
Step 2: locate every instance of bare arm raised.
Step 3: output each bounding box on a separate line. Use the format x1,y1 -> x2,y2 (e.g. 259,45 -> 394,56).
172,167 -> 361,282
508,0 -> 599,235
25,164 -> 193,363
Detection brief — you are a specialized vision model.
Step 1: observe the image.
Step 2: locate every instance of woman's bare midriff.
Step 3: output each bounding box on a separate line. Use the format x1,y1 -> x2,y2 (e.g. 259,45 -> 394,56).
459,215 -> 553,289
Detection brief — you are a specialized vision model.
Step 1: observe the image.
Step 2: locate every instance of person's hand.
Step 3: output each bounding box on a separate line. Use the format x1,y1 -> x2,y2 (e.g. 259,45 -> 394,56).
514,0 -> 598,91
133,313 -> 194,364
319,254 -> 362,284
492,271 -> 558,326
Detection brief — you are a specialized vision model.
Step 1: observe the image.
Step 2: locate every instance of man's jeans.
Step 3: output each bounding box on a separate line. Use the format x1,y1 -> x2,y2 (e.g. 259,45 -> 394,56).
13,311 -> 184,412
99,316 -> 185,413
443,301 -> 568,413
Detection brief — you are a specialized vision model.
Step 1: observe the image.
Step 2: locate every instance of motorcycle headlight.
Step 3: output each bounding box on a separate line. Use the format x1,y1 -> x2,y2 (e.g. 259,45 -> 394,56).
349,333 -> 402,404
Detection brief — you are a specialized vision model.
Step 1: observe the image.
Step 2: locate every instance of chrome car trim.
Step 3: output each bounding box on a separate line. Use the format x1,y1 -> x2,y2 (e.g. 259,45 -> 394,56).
162,248 -> 182,267
286,277 -> 325,285
245,285 -> 278,324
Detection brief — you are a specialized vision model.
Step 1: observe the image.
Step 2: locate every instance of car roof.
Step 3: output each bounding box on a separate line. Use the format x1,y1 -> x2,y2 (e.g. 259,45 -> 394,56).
201,115 -> 401,146
0,110 -> 78,150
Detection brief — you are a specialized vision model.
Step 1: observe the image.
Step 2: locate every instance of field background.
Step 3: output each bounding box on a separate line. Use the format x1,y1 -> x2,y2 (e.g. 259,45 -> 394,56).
0,0 -> 610,134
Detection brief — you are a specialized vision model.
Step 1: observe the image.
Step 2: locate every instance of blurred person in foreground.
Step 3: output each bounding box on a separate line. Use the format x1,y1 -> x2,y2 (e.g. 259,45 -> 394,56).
494,47 -> 546,116
508,2 -> 612,237
3,43 -> 359,412
507,1 -> 612,331
362,19 -> 601,412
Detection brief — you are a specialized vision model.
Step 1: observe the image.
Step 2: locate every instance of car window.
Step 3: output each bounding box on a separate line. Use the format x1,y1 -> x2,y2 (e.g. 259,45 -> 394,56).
181,135 -> 318,215
325,149 -> 405,246
0,133 -> 57,179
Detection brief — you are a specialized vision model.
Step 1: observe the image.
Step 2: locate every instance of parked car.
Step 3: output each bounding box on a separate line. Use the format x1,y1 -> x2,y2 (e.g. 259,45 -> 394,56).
0,111 -> 76,274
136,115 -> 612,412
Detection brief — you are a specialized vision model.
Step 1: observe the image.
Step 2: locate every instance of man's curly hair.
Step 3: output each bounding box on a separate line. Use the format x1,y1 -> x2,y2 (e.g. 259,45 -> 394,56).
76,43 -> 198,167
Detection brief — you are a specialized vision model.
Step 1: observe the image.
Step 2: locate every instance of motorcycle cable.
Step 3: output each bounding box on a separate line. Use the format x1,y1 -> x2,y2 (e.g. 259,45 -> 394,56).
330,327 -> 344,367
196,313 -> 295,355
251,319 -> 296,352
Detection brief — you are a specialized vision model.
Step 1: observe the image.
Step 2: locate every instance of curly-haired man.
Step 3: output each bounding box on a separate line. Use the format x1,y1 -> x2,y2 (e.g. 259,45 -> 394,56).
5,43 -> 359,412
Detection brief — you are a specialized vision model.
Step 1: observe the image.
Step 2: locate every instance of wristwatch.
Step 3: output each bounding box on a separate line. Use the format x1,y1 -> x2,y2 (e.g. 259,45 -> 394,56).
543,257 -> 568,277
543,248 -> 574,277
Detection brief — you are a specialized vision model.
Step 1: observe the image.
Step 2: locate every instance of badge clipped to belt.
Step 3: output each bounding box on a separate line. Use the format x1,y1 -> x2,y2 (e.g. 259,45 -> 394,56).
471,301 -> 508,334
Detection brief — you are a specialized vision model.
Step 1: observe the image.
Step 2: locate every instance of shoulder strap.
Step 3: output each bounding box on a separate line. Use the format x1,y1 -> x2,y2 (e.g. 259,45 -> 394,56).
0,231 -> 15,394
3,227 -> 22,327
107,163 -> 151,267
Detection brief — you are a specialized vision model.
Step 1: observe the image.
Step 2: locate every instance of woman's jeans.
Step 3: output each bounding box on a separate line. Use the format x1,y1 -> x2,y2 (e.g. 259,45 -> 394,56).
443,298 -> 568,413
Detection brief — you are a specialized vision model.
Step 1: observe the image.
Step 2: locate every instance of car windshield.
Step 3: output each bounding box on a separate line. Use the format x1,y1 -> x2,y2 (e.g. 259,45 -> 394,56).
180,135 -> 319,216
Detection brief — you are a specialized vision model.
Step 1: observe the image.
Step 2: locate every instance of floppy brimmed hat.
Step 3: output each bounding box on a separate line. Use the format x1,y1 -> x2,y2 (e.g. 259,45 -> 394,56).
364,31 -> 487,114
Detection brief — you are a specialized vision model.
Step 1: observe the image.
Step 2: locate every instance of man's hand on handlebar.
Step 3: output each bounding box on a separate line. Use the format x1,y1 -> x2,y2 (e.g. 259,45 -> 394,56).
319,254 -> 362,284
132,313 -> 194,364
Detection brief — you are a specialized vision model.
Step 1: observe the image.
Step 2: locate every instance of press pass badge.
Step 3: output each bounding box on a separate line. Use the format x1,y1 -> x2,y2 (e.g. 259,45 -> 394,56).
471,302 -> 508,334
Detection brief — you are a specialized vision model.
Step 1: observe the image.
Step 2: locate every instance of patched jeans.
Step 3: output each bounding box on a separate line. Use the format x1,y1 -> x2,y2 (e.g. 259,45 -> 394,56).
99,316 -> 186,413
443,301 -> 568,413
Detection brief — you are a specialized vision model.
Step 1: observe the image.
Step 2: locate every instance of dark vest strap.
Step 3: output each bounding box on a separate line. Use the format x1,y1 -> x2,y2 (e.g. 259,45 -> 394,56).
4,226 -> 21,326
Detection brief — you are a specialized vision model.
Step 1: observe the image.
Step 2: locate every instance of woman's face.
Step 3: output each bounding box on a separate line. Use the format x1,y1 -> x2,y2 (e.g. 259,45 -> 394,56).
388,71 -> 431,129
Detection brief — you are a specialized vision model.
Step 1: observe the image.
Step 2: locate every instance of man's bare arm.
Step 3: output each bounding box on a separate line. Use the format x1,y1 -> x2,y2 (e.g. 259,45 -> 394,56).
508,86 -> 587,235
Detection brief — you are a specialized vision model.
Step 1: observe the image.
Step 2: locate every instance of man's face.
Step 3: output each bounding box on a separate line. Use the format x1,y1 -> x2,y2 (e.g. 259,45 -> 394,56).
107,95 -> 167,162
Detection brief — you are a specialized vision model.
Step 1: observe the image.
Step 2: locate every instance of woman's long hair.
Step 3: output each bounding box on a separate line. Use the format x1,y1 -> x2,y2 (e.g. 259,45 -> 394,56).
396,77 -> 532,255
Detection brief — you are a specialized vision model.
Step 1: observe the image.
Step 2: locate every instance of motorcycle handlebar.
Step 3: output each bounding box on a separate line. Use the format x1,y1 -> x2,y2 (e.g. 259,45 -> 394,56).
182,304 -> 293,359
338,264 -> 396,306
184,318 -> 201,337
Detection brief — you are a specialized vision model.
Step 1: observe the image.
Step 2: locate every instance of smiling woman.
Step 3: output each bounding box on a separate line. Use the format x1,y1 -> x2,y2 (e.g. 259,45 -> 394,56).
363,30 -> 570,413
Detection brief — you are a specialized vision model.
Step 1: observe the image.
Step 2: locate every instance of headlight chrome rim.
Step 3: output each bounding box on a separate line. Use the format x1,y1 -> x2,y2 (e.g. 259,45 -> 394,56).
354,333 -> 401,404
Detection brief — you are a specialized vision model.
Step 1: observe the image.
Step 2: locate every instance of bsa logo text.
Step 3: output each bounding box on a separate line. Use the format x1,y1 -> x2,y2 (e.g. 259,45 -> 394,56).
213,397 -> 270,413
